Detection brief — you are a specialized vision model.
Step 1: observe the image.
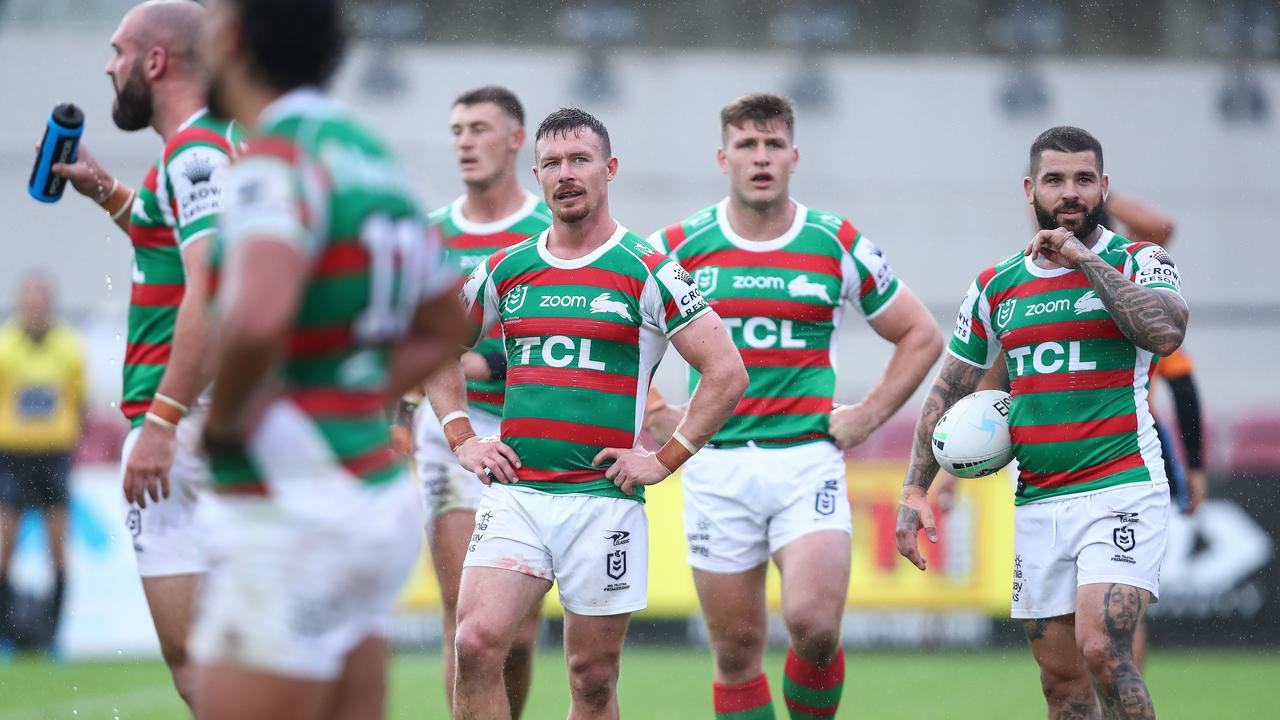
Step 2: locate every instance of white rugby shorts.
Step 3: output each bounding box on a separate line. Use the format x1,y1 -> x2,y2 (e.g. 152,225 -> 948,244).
681,440 -> 851,573
1011,481 -> 1170,619
121,412 -> 210,578
415,405 -> 501,530
463,484 -> 648,616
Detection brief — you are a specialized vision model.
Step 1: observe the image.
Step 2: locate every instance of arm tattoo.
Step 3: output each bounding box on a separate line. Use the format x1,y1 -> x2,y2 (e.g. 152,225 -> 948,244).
1076,253 -> 1188,356
1094,584 -> 1156,719
904,357 -> 987,492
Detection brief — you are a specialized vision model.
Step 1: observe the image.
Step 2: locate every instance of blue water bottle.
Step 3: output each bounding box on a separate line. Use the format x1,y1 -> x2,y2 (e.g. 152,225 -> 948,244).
28,103 -> 85,203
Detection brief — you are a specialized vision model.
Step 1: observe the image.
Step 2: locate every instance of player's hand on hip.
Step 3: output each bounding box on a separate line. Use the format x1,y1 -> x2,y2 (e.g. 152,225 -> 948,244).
123,422 -> 176,509
1025,228 -> 1089,269
46,143 -> 115,202
593,447 -> 669,496
895,485 -> 938,571
829,402 -> 883,450
456,436 -> 521,485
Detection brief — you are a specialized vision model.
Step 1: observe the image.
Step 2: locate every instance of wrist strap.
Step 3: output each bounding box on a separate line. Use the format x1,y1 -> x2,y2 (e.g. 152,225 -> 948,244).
108,188 -> 135,220
153,393 -> 190,414
147,396 -> 185,427
655,429 -> 702,474
96,177 -> 118,204
442,412 -> 476,452
145,412 -> 178,431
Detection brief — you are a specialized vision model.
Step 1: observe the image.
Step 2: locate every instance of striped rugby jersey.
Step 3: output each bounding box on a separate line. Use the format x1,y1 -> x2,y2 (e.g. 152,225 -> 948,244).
948,228 -> 1184,505
462,224 -> 710,501
428,191 -> 551,417
210,89 -> 452,490
123,109 -> 240,425
651,198 -> 901,446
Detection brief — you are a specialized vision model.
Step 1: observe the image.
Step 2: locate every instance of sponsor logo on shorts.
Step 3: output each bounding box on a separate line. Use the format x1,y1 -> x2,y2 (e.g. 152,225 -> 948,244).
1012,554 -> 1024,603
469,510 -> 494,553
815,479 -> 839,517
1113,525 -> 1136,552
606,549 -> 627,580
1114,511 -> 1139,524
127,507 -> 142,552
687,518 -> 711,558
604,530 -> 631,547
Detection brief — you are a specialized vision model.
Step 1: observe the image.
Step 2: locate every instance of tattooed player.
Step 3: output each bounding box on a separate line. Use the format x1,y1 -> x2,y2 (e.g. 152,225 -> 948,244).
897,127 -> 1187,719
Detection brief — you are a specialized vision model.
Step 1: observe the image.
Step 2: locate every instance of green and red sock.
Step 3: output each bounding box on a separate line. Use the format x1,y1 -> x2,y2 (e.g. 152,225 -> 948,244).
714,673 -> 776,720
783,647 -> 845,719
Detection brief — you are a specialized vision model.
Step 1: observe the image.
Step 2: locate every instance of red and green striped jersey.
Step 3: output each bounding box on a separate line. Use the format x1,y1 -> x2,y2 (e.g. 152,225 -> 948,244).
123,109 -> 239,426
462,224 -> 710,501
651,199 -> 901,446
948,229 -> 1184,505
211,89 -> 451,491
428,191 -> 551,416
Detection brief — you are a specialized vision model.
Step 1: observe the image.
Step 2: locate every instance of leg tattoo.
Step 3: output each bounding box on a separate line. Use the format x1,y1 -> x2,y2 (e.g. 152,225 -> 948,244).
1093,584 -> 1155,719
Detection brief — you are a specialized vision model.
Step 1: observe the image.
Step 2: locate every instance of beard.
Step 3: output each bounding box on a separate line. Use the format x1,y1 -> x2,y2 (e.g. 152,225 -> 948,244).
1033,195 -> 1104,238
111,59 -> 153,131
553,202 -> 591,224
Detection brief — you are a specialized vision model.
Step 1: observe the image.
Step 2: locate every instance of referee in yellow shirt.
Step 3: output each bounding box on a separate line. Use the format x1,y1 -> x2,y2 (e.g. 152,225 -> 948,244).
0,273 -> 85,649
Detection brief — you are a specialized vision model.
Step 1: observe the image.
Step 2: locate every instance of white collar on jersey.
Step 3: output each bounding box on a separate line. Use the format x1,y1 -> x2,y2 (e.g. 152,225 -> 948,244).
1023,226 -> 1115,278
176,107 -> 208,133
450,189 -> 540,235
257,86 -> 338,128
536,222 -> 627,269
715,196 -> 808,252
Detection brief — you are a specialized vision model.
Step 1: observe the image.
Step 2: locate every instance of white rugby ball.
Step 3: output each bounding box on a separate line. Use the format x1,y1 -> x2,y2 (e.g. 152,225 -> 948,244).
932,389 -> 1014,479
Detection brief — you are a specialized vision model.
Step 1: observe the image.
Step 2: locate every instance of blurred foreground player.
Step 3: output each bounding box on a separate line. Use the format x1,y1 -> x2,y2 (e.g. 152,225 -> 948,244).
195,1 -> 463,717
898,127 -> 1188,719
50,0 -> 238,704
427,108 -> 747,720
647,93 -> 942,720
417,85 -> 551,718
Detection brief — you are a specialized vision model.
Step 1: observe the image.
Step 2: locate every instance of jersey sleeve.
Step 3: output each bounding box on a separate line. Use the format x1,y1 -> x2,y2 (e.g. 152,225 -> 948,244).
640,257 -> 710,337
840,227 -> 901,318
947,277 -> 1000,368
459,254 -> 501,349
645,228 -> 670,254
165,144 -> 234,248
219,152 -> 327,261
1127,243 -> 1183,295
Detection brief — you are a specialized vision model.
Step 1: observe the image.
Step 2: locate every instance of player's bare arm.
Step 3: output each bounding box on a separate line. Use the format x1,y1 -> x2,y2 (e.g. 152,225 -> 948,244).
123,238 -> 211,508
895,354 -> 988,571
593,311 -> 747,496
642,387 -> 683,445
422,360 -> 523,486
830,286 -> 942,450
1028,228 -> 1188,356
50,144 -> 136,234
204,238 -> 306,445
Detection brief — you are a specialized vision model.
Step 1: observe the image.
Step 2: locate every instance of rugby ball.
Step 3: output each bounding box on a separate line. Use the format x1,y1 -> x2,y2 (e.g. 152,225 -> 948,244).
931,390 -> 1014,479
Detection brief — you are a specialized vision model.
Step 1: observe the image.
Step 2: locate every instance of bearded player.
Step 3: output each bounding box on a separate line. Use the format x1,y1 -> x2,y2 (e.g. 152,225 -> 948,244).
49,0 -> 238,705
416,85 -> 550,717
646,93 -> 942,720
193,0 -> 463,717
897,126 -> 1187,720
426,108 -> 747,720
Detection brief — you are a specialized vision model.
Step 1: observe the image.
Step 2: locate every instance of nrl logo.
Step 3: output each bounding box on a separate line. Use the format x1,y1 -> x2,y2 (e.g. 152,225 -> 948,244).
503,284 -> 529,313
995,299 -> 1016,330
590,292 -> 632,321
694,267 -> 719,294
788,274 -> 833,303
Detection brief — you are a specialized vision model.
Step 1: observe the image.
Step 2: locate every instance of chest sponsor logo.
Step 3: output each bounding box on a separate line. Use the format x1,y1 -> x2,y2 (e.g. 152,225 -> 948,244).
721,317 -> 806,349
694,267 -> 719,294
788,274 -> 833,303
589,292 -> 633,321
512,335 -> 608,370
502,284 -> 530,313
1075,290 -> 1105,315
453,252 -> 490,274
995,299 -> 1016,330
1007,340 -> 1097,375
733,275 -> 784,290
1023,298 -> 1071,318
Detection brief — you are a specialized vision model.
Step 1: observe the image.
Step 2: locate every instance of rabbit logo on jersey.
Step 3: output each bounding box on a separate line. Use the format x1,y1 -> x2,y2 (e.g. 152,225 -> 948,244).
590,292 -> 633,321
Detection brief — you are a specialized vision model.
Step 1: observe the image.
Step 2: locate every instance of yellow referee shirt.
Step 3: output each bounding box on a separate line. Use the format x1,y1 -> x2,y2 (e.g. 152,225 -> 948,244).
0,319 -> 86,453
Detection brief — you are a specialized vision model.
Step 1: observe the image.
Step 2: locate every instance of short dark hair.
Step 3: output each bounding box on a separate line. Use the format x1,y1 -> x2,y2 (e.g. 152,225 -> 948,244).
720,93 -> 795,138
454,85 -> 525,126
1030,126 -> 1103,176
229,0 -> 345,92
534,107 -> 611,157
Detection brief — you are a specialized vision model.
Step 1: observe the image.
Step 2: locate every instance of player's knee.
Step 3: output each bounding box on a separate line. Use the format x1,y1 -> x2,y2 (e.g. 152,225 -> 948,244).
710,627 -> 767,677
1079,634 -> 1121,679
566,652 -> 619,711
1038,663 -> 1088,704
453,619 -> 508,673
786,613 -> 841,663
169,662 -> 198,709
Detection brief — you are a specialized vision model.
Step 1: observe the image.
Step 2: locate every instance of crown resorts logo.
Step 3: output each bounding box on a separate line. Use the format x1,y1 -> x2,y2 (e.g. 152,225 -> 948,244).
182,154 -> 215,185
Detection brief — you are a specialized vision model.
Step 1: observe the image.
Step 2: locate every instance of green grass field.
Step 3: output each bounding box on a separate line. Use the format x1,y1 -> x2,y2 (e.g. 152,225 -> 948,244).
0,648 -> 1273,718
